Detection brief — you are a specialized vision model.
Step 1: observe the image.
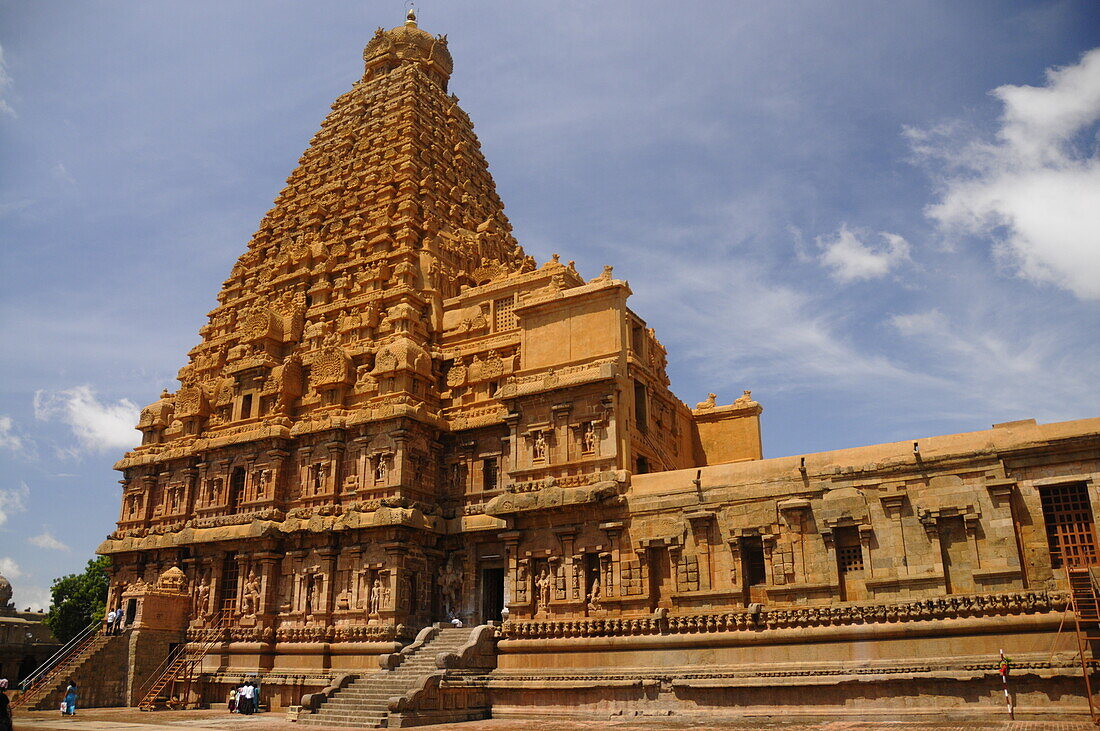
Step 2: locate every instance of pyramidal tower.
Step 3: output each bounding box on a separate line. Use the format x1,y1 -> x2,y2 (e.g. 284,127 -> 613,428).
99,12 -> 763,711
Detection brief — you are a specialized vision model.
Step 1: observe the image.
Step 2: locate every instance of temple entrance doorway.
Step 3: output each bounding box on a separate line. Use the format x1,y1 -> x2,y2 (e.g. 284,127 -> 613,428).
480,567 -> 504,623
939,516 -> 976,594
834,527 -> 866,602
124,597 -> 137,626
1040,482 -> 1098,569
647,547 -> 672,610
740,536 -> 766,605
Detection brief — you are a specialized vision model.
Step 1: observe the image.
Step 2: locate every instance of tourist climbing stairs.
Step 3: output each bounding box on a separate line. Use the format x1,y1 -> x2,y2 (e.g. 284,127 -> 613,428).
12,620 -> 109,711
302,626 -> 474,728
1069,566 -> 1100,724
138,612 -> 227,711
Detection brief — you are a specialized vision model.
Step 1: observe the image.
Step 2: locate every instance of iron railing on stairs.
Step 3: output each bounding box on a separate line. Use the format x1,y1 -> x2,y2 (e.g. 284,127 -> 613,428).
1068,566 -> 1100,725
137,612 -> 227,711
12,620 -> 105,710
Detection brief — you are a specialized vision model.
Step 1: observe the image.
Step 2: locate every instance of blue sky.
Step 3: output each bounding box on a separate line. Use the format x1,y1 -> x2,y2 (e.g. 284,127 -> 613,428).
1,1 -> 1098,610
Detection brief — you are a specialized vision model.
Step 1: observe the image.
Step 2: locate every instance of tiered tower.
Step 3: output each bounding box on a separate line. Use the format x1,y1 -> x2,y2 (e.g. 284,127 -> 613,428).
100,12 -> 762,705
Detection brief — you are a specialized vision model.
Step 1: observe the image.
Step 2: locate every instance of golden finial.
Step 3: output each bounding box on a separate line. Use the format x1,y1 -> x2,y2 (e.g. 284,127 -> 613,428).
405,7 -> 417,27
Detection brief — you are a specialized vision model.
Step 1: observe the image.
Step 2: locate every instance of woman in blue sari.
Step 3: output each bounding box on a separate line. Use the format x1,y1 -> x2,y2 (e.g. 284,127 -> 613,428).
63,680 -> 77,715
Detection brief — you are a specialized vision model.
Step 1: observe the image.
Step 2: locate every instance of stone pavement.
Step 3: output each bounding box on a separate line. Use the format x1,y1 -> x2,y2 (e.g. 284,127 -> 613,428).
10,708 -> 1100,731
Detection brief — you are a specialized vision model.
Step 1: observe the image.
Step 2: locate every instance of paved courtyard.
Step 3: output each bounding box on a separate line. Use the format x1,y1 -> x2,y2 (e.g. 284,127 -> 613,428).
10,708 -> 1099,731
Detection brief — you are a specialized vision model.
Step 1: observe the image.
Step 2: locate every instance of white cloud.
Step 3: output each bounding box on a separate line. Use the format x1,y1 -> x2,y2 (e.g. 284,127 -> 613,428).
0,415 -> 25,453
33,385 -> 140,454
29,529 -> 70,552
817,224 -> 911,283
0,556 -> 24,580
0,43 -> 14,119
19,585 -> 53,612
915,47 -> 1100,300
52,162 -> 76,185
0,481 -> 29,527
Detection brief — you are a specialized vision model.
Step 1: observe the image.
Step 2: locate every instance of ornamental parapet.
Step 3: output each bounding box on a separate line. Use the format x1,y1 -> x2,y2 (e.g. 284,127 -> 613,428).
500,590 -> 1065,639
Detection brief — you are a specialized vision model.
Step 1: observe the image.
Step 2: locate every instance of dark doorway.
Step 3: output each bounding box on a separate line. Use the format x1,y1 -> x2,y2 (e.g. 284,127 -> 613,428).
740,536 -> 766,606
18,654 -> 37,686
647,547 -> 672,610
125,597 -> 137,626
481,567 -> 505,623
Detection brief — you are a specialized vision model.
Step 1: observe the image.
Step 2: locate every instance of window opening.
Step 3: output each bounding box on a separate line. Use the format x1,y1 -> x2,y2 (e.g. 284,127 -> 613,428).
1040,483 -> 1098,569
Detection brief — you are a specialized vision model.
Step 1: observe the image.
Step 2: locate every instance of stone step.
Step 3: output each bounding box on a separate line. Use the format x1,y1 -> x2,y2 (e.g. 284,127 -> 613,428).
313,712 -> 388,723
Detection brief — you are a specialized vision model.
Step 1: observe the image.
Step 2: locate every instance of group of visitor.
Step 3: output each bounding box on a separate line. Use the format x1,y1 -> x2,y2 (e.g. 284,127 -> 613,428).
104,607 -> 125,635
227,680 -> 260,714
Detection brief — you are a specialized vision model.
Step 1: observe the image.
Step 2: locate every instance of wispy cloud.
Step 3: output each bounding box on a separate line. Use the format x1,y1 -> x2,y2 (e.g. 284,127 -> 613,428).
52,162 -> 77,185
0,415 -> 26,454
0,43 -> 15,119
33,385 -> 139,454
29,529 -> 70,552
0,481 -> 29,527
817,224 -> 911,283
911,47 -> 1100,300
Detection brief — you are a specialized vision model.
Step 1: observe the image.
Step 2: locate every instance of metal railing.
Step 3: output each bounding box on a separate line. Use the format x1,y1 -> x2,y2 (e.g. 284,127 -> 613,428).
138,612 -> 227,710
12,620 -> 105,709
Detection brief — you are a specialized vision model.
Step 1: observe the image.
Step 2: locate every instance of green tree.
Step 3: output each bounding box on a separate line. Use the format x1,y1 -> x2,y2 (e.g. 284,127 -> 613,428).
44,556 -> 110,642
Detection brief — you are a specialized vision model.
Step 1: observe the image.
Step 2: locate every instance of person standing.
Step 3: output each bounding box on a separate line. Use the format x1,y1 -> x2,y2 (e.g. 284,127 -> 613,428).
63,681 -> 77,716
0,678 -> 13,731
105,609 -> 116,636
240,682 -> 254,715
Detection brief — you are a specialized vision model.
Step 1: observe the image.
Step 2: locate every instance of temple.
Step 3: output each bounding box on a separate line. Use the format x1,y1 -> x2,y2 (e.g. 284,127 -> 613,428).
33,11 -> 1100,723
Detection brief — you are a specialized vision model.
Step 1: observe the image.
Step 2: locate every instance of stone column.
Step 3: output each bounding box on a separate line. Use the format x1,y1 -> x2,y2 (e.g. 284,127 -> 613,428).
859,524 -> 875,579
215,459 -> 231,507
256,552 -> 281,618
553,528 -> 577,600
383,543 -> 406,623
500,530 -> 522,609
316,547 -> 338,618
353,436 -> 371,493
687,511 -> 714,591
600,521 -> 624,598
266,448 -> 289,502
181,466 -> 198,517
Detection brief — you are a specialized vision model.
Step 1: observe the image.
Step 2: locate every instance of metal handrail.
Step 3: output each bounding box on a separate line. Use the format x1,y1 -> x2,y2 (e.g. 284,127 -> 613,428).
135,643 -> 188,700
137,612 -> 228,708
17,619 -> 99,689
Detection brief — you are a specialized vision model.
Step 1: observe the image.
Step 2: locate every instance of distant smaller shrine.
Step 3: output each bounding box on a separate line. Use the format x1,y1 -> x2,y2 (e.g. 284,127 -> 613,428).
0,572 -> 60,686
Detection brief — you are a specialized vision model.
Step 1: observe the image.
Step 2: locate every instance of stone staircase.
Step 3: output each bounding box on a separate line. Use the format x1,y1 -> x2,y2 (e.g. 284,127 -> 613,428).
301,626 -> 474,728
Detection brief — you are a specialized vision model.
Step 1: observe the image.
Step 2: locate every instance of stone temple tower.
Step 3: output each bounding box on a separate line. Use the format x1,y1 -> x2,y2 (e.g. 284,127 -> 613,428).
98,11 -> 765,709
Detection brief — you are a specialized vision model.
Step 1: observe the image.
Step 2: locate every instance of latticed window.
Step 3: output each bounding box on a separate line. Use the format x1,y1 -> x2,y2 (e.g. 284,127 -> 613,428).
1041,483 -> 1098,569
493,296 -> 516,331
837,544 -> 864,573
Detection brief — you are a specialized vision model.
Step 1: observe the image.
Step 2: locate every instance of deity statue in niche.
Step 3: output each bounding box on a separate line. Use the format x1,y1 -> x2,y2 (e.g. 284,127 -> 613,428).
193,578 -> 210,616
582,422 -> 598,454
370,577 -> 383,614
536,567 -> 552,610
587,575 -> 602,611
533,432 -> 548,462
241,571 -> 261,616
438,554 -> 463,617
